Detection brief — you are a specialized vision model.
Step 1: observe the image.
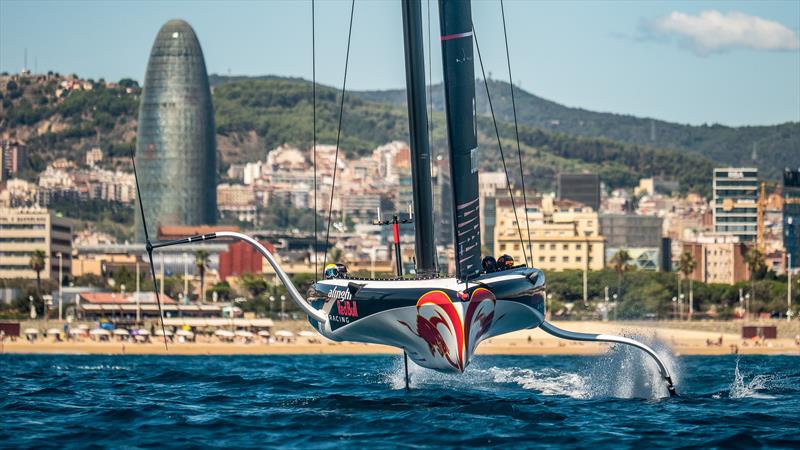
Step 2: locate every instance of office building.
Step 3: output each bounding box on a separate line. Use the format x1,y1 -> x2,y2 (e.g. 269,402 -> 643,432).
601,213 -> 664,270
557,173 -> 600,211
713,167 -> 758,242
135,19 -> 217,241
784,168 -> 800,265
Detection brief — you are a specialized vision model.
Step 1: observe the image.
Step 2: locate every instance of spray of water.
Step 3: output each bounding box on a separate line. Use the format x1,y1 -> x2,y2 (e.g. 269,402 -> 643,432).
384,332 -> 679,400
725,357 -> 774,399
586,331 -> 680,399
384,356 -> 496,390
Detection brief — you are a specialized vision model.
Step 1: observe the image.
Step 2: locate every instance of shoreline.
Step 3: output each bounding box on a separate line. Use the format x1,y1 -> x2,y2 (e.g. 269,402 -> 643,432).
2,342 -> 798,356
3,321 -> 798,356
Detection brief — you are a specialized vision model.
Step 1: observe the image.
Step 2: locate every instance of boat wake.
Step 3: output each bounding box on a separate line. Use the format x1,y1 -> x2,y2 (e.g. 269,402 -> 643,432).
385,332 -> 680,399
489,367 -> 591,399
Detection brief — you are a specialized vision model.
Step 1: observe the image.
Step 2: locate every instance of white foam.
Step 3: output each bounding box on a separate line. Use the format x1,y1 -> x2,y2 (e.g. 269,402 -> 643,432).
384,334 -> 680,400
489,367 -> 591,399
728,357 -> 775,399
51,365 -> 131,371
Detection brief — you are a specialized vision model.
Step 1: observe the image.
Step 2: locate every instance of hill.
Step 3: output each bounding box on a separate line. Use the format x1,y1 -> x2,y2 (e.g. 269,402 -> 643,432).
0,74 -> 140,177
2,74 -> 713,195
357,79 -> 800,179
212,76 -> 713,194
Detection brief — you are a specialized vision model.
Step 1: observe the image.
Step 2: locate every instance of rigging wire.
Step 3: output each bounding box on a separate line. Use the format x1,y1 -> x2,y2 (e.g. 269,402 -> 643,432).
500,0 -> 532,265
312,0 -> 318,281
472,23 -> 528,265
322,0 -> 355,272
129,151 -> 168,350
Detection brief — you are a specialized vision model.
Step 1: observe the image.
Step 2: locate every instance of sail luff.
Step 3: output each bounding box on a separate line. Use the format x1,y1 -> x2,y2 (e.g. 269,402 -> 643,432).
402,0 -> 437,275
438,0 -> 480,280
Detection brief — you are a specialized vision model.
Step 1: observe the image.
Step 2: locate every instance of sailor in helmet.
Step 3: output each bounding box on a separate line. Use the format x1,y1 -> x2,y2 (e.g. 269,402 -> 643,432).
324,263 -> 348,279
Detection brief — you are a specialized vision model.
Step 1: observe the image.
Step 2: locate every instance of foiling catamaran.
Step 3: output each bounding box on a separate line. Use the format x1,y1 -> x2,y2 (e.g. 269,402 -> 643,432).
133,0 -> 676,396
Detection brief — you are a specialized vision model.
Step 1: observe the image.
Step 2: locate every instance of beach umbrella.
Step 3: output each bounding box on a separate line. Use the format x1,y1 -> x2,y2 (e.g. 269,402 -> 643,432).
298,331 -> 316,337
257,330 -> 271,337
46,328 -> 62,336
113,329 -> 130,336
24,328 -> 39,335
69,328 -> 84,336
274,330 -> 294,338
136,329 -> 151,336
175,329 -> 195,338
214,329 -> 235,338
234,330 -> 254,338
154,328 -> 173,336
90,328 -> 111,336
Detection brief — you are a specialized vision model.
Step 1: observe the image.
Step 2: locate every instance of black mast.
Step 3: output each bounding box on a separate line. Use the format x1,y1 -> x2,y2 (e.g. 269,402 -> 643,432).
438,0 -> 480,280
401,0 -> 437,275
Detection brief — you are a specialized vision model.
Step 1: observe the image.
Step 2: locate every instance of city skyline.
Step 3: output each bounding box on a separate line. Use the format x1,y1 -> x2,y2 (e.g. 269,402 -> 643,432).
1,0 -> 798,127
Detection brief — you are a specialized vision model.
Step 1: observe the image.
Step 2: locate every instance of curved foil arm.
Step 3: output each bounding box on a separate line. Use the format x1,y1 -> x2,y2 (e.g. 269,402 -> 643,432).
214,232 -> 328,324
148,231 -> 328,324
536,315 -> 677,396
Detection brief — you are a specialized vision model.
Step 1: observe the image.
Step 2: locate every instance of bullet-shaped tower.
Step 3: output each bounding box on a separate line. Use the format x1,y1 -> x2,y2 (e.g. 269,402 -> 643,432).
135,19 -> 217,241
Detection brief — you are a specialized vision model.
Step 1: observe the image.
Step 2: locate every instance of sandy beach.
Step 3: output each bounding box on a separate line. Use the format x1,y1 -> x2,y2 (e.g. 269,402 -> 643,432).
3,321 -> 799,356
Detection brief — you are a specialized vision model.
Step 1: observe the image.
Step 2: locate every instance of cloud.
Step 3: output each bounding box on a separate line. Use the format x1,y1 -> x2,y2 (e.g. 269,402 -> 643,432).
646,10 -> 800,55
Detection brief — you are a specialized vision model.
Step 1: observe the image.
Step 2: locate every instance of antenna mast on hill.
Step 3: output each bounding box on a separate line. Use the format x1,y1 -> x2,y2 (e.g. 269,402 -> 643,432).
650,119 -> 656,142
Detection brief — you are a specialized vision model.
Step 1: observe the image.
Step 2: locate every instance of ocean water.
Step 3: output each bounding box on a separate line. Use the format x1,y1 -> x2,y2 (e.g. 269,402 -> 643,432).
1,352 -> 798,449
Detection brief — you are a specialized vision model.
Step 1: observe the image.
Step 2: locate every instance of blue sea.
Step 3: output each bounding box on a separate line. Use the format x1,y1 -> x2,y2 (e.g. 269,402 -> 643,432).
1,352 -> 798,449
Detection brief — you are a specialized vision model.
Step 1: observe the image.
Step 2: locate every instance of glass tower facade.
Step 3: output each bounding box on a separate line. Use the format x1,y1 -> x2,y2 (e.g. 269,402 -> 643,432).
135,19 -> 217,242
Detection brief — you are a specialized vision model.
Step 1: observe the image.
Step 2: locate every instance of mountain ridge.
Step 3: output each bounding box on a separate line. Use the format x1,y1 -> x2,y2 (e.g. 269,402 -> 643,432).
354,78 -> 800,179
0,74 -> 742,198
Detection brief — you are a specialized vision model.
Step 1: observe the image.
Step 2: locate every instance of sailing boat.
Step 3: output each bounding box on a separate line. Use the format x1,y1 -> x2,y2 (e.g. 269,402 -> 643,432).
134,0 -> 676,396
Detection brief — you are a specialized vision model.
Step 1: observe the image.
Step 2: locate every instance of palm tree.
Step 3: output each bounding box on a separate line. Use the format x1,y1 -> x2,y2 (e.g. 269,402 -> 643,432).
610,249 -> 632,301
677,251 -> 697,320
29,249 -> 46,304
744,247 -> 766,317
195,250 -> 210,302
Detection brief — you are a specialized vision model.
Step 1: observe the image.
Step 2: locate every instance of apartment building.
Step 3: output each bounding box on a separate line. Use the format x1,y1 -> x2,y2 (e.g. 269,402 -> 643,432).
0,207 -> 72,281
494,196 -> 604,271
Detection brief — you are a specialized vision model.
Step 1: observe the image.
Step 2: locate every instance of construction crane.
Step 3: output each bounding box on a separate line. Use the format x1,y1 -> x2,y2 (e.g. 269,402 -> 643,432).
757,181 -> 781,250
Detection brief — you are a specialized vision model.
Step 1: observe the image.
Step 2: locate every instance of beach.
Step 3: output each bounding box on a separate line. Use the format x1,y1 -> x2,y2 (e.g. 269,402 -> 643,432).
3,321 -> 798,356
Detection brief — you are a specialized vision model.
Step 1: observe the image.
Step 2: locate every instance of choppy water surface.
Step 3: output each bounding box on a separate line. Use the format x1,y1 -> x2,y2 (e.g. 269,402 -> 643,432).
1,352 -> 798,449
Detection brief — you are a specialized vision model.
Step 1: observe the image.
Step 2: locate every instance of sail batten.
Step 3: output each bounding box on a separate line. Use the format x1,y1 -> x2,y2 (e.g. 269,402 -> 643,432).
438,0 -> 481,280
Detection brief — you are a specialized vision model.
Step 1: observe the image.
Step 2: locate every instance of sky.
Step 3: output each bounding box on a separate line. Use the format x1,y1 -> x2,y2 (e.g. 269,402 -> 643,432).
1,0 -> 798,127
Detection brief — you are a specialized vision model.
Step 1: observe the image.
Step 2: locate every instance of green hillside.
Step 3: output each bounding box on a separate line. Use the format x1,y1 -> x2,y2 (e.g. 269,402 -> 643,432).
357,79 -> 800,179
212,77 -> 714,195
2,74 -> 713,195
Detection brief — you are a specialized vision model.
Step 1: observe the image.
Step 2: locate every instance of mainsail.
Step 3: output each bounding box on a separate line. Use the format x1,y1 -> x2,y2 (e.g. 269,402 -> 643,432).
438,0 -> 480,280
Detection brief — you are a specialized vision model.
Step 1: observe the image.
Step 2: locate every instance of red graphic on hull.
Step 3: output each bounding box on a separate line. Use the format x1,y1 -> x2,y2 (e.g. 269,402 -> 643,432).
400,288 -> 496,372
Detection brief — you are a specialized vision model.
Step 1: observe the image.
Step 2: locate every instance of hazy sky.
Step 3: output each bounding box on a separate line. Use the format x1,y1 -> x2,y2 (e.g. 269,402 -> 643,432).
1,0 -> 798,127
